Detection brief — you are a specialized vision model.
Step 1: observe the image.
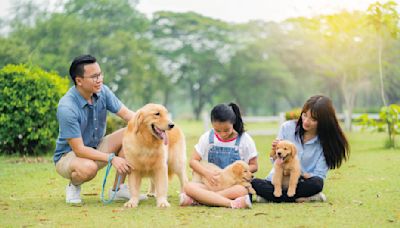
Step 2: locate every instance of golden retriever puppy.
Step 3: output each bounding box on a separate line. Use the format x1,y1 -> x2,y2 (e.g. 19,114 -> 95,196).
123,104 -> 187,208
192,160 -> 256,194
270,140 -> 301,197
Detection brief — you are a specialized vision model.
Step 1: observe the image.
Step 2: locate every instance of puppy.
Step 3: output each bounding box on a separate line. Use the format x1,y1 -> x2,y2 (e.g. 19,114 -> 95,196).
192,160 -> 256,194
123,103 -> 188,208
270,140 -> 301,197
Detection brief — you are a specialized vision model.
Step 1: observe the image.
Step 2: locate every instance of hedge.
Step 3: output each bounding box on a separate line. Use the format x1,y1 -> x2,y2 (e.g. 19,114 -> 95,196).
0,64 -> 69,155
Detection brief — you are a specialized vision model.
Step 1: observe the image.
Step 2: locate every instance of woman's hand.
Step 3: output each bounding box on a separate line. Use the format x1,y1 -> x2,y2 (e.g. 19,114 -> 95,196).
302,173 -> 311,179
204,170 -> 220,186
271,138 -> 281,152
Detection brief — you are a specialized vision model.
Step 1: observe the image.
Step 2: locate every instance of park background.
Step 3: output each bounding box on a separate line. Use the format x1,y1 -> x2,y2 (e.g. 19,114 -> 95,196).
0,0 -> 399,227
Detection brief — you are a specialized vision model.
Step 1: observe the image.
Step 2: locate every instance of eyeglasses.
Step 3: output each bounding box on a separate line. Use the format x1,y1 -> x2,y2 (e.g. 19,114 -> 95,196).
83,72 -> 104,83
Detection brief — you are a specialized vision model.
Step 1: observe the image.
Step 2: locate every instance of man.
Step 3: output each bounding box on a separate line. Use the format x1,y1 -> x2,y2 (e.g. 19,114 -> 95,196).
54,54 -> 135,204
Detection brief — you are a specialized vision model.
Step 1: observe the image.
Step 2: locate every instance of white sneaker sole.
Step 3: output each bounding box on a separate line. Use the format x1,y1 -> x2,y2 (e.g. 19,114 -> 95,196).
66,199 -> 82,204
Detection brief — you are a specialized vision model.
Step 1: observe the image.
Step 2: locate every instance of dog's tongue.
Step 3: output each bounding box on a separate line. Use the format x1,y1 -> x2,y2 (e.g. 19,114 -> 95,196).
275,158 -> 284,165
160,131 -> 168,145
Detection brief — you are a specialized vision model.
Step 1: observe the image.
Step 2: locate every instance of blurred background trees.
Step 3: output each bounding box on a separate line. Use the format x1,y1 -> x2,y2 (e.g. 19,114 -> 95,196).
0,0 -> 399,119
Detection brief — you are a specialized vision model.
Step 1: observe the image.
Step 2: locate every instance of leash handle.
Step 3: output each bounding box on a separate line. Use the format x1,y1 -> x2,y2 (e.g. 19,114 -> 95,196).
101,153 -> 121,204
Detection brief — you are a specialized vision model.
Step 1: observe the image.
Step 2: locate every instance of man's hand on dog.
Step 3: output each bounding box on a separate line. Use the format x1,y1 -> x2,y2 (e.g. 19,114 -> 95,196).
111,156 -> 132,175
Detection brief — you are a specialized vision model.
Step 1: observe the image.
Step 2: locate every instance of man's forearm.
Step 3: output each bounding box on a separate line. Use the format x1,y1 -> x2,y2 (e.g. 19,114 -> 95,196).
74,147 -> 109,162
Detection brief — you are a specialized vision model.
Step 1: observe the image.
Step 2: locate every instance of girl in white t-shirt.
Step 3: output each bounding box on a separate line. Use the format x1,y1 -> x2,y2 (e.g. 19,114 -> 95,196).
180,103 -> 258,209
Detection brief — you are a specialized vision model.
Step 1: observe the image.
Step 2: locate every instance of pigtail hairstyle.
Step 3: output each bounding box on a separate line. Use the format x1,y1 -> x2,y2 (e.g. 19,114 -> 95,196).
229,103 -> 245,135
295,95 -> 350,169
211,102 -> 245,136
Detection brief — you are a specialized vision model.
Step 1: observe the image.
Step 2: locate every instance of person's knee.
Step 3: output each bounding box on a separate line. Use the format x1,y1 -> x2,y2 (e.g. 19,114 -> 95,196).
311,176 -> 324,192
76,161 -> 98,181
183,182 -> 195,193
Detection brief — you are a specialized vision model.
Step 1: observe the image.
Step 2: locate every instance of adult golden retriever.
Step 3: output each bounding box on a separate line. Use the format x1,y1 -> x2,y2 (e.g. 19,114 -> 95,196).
123,103 -> 187,208
270,140 -> 301,197
192,160 -> 256,194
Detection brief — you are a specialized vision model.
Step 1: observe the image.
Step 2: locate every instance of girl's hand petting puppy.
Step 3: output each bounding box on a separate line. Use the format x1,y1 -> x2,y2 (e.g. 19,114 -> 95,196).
205,170 -> 221,186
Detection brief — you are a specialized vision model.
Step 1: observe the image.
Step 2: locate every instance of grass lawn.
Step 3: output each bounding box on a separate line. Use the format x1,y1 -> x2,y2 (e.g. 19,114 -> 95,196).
0,120 -> 399,227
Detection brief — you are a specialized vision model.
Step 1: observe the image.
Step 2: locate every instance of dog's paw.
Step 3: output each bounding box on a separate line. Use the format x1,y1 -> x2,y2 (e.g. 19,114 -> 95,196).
147,192 -> 156,198
273,190 -> 282,197
287,189 -> 296,197
157,200 -> 170,208
248,187 -> 257,195
124,199 -> 139,208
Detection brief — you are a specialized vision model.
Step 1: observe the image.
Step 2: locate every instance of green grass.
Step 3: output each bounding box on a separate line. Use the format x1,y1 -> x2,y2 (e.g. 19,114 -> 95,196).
1,121 -> 399,227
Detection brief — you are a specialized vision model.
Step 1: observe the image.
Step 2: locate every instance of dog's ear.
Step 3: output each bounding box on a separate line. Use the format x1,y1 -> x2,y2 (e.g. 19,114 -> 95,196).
269,149 -> 276,158
127,111 -> 143,133
290,143 -> 297,157
232,162 -> 244,177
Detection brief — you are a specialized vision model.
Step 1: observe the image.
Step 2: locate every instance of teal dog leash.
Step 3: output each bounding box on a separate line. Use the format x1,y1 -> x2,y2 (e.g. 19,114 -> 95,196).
101,153 -> 121,204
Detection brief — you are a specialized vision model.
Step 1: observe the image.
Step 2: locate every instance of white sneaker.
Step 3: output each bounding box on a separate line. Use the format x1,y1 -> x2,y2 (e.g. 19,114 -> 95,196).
296,192 -> 327,203
109,184 -> 148,201
255,195 -> 268,203
66,183 -> 82,204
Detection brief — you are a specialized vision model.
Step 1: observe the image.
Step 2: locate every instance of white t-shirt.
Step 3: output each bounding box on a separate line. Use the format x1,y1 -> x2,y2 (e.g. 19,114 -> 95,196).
194,130 -> 258,163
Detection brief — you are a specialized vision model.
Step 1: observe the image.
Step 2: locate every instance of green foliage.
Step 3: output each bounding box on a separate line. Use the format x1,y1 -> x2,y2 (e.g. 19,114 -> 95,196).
356,104 -> 400,148
105,115 -> 126,135
0,37 -> 30,69
0,1 -> 399,118
367,1 -> 399,38
285,108 -> 302,120
0,64 -> 69,155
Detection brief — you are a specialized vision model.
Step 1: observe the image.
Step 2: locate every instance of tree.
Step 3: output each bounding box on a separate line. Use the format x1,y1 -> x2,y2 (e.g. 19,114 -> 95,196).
223,32 -> 296,115
151,12 -> 235,119
302,12 -> 375,130
367,1 -> 399,106
4,0 -> 163,108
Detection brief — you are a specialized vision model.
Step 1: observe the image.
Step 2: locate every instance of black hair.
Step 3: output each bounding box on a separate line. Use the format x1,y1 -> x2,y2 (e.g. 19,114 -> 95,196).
210,102 -> 245,135
69,54 -> 97,85
295,95 -> 350,169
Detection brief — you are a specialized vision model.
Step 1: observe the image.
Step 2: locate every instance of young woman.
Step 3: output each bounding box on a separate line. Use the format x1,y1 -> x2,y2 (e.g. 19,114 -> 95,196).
252,95 -> 350,203
180,103 -> 258,209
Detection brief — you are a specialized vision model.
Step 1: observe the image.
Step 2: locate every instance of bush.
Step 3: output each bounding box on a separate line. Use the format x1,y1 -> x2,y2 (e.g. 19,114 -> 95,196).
0,64 -> 69,155
356,104 -> 400,148
106,115 -> 126,135
285,108 -> 302,120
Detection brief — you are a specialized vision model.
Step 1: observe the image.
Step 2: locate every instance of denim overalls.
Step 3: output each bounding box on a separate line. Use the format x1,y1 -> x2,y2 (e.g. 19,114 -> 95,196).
208,129 -> 242,169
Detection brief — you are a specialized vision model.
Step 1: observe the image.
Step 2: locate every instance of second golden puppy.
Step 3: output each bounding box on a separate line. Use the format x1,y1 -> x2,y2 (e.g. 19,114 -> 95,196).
192,160 -> 256,194
270,140 -> 301,197
123,104 -> 187,208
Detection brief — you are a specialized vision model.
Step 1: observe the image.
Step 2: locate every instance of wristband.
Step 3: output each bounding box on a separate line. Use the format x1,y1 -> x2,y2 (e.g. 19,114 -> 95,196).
108,153 -> 116,163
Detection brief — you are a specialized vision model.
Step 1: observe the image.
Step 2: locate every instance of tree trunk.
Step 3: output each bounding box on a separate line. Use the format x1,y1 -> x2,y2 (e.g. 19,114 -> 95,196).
340,73 -> 356,131
377,35 -> 387,107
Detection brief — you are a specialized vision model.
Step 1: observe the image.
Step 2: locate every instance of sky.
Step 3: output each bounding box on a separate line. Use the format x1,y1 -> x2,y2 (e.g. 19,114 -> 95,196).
0,0 -> 397,23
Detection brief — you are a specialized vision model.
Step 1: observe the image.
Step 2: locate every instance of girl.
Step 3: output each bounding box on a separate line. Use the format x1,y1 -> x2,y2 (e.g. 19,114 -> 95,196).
252,95 -> 350,203
180,103 -> 258,209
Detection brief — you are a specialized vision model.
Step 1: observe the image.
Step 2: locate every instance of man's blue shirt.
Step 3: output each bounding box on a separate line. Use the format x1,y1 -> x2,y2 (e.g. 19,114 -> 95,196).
53,85 -> 122,164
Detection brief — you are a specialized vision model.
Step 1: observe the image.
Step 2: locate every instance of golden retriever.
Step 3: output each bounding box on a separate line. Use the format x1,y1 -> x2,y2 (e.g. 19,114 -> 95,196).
270,140 -> 301,197
192,160 -> 256,194
123,103 -> 187,208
